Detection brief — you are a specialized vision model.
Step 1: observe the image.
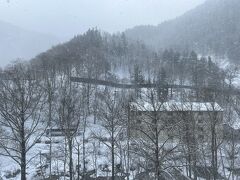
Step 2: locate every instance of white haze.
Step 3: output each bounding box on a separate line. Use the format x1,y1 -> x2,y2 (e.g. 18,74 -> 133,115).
0,0 -> 205,38
0,0 -> 205,67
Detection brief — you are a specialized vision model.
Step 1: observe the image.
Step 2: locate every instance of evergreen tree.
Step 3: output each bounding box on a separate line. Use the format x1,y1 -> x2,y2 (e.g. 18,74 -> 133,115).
131,64 -> 145,98
156,68 -> 168,102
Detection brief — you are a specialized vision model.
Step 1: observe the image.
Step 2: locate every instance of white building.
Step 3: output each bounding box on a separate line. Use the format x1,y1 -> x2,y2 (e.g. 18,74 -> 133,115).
129,101 -> 223,142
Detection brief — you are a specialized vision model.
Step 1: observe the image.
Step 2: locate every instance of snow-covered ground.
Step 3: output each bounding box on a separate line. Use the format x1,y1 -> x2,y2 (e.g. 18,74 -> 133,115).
0,115 -> 125,179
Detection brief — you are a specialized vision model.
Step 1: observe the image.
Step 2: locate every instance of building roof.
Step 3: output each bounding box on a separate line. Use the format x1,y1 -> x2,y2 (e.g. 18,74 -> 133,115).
130,101 -> 223,112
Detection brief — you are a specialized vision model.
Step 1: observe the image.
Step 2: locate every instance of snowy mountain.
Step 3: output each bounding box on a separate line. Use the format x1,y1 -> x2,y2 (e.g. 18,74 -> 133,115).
0,21 -> 60,67
125,0 -> 240,62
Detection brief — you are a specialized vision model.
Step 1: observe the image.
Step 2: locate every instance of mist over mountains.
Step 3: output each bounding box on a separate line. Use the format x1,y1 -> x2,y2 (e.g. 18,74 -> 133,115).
125,0 -> 240,62
0,21 -> 59,67
2,0 -> 240,67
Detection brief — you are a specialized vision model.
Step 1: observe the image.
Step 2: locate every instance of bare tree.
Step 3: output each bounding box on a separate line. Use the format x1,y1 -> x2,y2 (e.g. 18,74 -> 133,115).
206,103 -> 224,180
57,80 -> 82,180
0,63 -> 45,180
42,69 -> 57,179
95,89 -> 127,180
175,101 -> 203,180
130,89 -> 178,180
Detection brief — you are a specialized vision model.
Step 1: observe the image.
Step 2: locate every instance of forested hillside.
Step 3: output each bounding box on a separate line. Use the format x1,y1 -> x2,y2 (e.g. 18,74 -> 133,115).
31,29 -> 154,80
125,0 -> 240,62
32,29 -> 225,96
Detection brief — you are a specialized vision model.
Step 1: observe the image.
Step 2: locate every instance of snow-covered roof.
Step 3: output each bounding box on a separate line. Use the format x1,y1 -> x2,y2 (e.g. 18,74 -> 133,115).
130,101 -> 223,112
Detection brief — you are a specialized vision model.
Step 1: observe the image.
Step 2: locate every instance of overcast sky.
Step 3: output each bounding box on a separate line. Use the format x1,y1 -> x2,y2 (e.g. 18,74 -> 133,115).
0,0 -> 205,39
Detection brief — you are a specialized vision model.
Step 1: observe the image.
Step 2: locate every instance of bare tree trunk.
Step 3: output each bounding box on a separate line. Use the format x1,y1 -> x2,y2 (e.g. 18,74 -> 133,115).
69,139 -> 73,180
48,93 -> 53,180
112,132 -> 115,180
21,99 -> 26,180
82,117 -> 87,180
127,104 -> 130,180
77,144 -> 80,180
185,122 -> 192,179
93,142 -> 98,177
211,124 -> 218,180
64,138 -> 67,180
21,133 -> 26,180
156,147 -> 160,180
49,137 -> 52,179
219,149 -> 226,179
155,126 -> 160,180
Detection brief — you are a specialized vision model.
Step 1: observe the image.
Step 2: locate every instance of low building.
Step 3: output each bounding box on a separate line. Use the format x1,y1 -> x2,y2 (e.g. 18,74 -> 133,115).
129,101 -> 223,142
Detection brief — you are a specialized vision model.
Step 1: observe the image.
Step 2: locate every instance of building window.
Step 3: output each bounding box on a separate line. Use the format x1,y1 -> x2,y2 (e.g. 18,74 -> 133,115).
198,118 -> 203,124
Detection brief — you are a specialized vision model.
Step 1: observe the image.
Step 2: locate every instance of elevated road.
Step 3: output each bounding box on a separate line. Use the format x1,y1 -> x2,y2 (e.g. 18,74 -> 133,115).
70,77 -> 240,96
